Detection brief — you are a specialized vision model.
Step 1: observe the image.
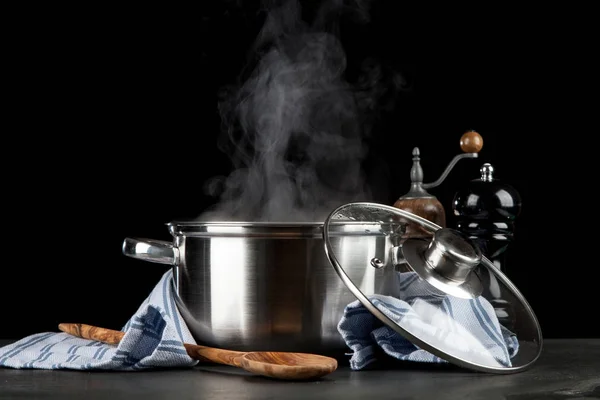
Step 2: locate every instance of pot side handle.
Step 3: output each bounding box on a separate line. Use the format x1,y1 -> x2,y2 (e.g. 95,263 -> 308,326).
122,237 -> 178,265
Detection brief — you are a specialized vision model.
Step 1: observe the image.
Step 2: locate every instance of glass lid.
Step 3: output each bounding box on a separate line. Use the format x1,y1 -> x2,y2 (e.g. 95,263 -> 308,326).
322,202 -> 542,374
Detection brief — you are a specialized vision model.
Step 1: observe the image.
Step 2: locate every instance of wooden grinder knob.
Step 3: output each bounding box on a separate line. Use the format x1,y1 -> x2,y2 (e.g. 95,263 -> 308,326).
460,130 -> 483,153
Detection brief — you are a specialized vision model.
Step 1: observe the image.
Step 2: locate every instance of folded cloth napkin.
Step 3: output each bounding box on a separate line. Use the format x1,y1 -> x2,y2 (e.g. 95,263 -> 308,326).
0,270 -> 198,370
338,271 -> 519,370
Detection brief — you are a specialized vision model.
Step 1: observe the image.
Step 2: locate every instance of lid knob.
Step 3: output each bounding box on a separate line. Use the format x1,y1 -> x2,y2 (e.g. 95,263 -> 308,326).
424,228 -> 482,283
401,228 -> 484,299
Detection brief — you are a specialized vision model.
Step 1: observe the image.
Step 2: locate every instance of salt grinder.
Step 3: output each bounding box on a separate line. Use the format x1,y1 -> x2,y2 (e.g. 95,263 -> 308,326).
393,130 -> 483,238
452,162 -> 522,273
452,162 -> 522,329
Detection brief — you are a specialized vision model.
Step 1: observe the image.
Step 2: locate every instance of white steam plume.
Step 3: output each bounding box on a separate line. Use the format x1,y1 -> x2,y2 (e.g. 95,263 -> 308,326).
201,0 -> 404,222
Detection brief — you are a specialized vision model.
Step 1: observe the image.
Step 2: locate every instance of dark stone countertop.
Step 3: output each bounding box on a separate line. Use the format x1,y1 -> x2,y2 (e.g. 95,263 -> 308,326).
1,338 -> 599,400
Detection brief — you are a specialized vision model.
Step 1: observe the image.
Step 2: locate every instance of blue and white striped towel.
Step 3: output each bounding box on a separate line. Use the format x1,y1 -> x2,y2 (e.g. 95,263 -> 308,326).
338,272 -> 519,370
0,270 -> 198,370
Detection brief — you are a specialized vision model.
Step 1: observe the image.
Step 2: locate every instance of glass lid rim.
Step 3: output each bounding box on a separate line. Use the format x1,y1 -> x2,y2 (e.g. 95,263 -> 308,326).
322,201 -> 543,374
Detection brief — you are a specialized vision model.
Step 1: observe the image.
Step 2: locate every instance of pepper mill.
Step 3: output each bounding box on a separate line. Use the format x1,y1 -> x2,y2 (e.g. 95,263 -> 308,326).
393,130 -> 483,238
452,162 -> 522,329
452,162 -> 522,272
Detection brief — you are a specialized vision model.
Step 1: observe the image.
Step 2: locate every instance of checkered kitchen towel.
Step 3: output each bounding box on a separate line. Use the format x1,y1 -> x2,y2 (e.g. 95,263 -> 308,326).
0,270 -> 198,370
338,272 -> 520,370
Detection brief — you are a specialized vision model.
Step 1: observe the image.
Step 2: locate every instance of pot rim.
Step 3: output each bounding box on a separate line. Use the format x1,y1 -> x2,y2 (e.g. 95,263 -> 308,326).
167,220 -> 404,238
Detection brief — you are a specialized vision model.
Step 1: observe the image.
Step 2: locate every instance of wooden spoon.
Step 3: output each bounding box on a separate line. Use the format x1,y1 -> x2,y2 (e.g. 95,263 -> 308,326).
58,323 -> 337,380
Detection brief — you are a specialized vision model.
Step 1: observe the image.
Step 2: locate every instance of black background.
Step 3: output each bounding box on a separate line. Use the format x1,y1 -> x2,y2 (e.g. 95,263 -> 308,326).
2,2 -> 596,340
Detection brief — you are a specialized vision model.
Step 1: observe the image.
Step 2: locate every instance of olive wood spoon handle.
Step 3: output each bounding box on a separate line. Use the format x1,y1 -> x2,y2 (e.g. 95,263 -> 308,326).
58,323 -> 337,380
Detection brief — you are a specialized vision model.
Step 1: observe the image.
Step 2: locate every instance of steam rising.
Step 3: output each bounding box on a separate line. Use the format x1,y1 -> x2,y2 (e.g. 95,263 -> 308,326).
201,0 -> 403,222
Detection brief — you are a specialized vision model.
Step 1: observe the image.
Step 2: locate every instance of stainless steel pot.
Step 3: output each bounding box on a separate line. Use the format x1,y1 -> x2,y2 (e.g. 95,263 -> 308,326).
122,220 -> 403,355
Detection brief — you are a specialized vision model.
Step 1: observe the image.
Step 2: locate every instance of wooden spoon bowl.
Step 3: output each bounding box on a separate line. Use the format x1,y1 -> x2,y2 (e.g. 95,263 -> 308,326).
241,351 -> 338,380
58,323 -> 337,380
